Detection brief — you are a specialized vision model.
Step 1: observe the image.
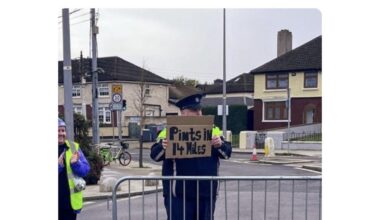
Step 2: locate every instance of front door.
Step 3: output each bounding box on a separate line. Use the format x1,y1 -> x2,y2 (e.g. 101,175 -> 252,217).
306,109 -> 314,124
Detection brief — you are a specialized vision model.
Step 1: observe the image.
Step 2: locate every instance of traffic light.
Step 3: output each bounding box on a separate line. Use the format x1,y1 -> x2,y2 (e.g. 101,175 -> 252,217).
122,99 -> 127,111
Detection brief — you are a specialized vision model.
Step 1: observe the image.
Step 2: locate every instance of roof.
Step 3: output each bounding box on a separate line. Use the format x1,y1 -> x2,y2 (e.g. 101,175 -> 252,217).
204,73 -> 254,95
250,36 -> 322,74
201,97 -> 254,107
58,56 -> 170,84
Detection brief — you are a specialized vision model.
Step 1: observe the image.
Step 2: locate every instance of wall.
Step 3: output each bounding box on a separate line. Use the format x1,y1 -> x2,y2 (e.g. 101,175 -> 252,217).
239,129 -> 322,150
280,141 -> 321,150
88,126 -> 129,138
253,98 -> 321,131
290,71 -> 322,98
253,71 -> 322,100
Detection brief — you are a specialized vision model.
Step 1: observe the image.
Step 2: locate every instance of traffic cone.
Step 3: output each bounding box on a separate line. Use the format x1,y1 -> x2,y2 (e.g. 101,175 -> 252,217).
251,144 -> 258,161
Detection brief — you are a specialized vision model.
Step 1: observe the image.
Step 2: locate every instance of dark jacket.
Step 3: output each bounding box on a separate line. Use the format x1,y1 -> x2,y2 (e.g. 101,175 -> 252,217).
150,131 -> 232,198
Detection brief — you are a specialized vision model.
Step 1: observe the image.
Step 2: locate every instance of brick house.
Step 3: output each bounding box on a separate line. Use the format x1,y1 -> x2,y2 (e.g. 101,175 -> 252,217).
250,35 -> 322,131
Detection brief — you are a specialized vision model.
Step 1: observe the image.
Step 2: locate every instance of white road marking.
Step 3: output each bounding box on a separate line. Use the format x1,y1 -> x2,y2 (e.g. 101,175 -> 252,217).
225,159 -> 272,165
295,167 -> 322,174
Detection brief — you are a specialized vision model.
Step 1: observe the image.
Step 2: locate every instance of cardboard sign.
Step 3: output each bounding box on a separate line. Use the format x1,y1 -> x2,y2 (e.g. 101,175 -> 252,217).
166,116 -> 214,159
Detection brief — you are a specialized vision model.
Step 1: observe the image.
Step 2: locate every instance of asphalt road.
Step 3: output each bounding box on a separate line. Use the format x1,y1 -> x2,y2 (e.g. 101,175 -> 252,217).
78,148 -> 321,220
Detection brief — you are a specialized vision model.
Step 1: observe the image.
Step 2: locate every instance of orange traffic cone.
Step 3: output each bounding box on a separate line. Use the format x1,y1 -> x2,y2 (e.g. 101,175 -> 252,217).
251,144 -> 258,161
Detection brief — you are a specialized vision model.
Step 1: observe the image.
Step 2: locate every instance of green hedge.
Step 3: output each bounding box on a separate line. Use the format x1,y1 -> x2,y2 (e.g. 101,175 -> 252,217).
59,113 -> 103,185
202,105 -> 248,135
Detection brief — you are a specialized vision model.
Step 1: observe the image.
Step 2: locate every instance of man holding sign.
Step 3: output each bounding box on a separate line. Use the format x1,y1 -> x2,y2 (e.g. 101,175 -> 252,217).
150,94 -> 232,220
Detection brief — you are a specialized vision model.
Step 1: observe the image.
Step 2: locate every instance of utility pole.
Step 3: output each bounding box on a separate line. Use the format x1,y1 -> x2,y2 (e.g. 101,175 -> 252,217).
80,51 -> 86,119
62,9 -> 74,142
222,8 -> 227,137
287,87 -> 291,153
118,110 -> 122,141
91,8 -> 100,145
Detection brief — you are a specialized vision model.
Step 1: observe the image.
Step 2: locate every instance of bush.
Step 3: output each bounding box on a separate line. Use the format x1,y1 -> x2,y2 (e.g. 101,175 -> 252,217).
73,113 -> 103,185
84,151 -> 103,184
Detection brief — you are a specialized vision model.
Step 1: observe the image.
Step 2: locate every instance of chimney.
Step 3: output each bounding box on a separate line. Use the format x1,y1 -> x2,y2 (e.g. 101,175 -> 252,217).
277,29 -> 292,57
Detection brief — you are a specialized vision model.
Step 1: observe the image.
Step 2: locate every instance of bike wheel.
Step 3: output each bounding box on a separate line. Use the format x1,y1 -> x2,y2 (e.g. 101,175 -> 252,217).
118,151 -> 132,166
101,152 -> 111,167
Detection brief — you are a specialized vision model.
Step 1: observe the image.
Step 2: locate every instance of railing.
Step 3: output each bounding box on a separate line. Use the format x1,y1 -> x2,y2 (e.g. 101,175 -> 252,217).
255,132 -> 267,149
112,176 -> 322,220
231,134 -> 240,148
283,132 -> 322,142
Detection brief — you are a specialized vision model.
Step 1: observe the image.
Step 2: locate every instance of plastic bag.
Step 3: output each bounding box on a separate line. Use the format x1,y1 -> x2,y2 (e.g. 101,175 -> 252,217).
73,175 -> 86,192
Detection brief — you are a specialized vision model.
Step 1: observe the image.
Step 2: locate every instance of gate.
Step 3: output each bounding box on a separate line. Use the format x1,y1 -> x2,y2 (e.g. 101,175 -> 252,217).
255,132 -> 267,149
112,176 -> 322,220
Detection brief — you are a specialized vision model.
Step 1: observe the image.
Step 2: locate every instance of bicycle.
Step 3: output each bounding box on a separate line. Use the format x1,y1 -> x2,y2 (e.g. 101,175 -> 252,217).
97,141 -> 132,167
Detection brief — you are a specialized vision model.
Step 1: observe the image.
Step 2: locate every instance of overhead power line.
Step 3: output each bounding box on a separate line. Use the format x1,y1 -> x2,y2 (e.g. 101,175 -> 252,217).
58,8 -> 82,18
58,11 -> 90,24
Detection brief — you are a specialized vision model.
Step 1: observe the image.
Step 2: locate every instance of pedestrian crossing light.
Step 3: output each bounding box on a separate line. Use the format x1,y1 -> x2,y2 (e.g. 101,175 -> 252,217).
122,99 -> 127,111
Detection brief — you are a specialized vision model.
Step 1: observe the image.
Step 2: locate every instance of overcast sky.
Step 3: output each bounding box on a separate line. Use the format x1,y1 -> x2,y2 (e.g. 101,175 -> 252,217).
58,8 -> 321,84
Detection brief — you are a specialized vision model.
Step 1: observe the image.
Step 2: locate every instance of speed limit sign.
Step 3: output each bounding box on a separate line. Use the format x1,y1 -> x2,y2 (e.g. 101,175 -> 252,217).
112,93 -> 122,103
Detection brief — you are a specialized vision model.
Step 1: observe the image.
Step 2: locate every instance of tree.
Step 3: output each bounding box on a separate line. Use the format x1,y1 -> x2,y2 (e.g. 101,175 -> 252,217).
73,113 -> 103,184
172,75 -> 199,87
133,62 -> 150,168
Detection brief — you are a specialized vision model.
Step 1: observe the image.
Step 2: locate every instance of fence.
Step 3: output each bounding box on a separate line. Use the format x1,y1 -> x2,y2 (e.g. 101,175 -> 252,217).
112,176 -> 322,220
232,134 -> 240,148
255,132 -> 267,149
283,132 -> 322,142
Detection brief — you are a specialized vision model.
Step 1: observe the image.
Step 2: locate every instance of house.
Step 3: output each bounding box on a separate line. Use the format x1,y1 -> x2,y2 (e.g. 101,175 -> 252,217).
58,56 -> 179,138
200,74 -> 254,108
250,33 -> 322,131
197,73 -> 255,132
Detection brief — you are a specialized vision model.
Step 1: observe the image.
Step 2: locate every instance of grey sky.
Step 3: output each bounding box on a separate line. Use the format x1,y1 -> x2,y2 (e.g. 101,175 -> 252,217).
58,8 -> 321,84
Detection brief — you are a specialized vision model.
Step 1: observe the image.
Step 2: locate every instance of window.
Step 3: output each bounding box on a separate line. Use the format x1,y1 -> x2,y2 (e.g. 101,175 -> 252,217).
304,72 -> 318,88
144,84 -> 151,96
266,74 -> 288,89
264,101 -> 288,120
98,106 -> 111,124
145,109 -> 154,117
98,84 -> 109,97
72,85 -> 81,98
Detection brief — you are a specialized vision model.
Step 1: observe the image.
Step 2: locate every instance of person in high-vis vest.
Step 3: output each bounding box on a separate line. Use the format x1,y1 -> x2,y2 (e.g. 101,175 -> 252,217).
150,94 -> 232,220
58,118 -> 90,220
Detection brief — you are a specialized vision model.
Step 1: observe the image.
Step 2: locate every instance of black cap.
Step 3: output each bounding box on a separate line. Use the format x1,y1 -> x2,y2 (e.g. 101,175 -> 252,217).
175,93 -> 204,110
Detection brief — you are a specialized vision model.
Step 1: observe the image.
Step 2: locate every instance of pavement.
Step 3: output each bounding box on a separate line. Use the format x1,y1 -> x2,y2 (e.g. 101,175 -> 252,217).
83,142 -> 322,202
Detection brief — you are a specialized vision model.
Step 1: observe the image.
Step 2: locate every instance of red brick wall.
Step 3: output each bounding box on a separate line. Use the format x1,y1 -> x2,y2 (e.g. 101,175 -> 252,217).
253,97 -> 322,131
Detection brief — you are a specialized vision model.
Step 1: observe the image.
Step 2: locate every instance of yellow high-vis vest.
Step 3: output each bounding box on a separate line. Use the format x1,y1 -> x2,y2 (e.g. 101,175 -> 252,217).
64,140 -> 83,211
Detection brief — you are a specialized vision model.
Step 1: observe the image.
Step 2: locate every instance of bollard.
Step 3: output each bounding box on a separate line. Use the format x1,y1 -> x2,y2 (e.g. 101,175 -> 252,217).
265,137 -> 275,157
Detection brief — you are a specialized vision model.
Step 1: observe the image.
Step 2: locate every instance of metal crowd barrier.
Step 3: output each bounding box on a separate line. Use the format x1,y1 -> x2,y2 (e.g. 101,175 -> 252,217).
112,176 -> 322,220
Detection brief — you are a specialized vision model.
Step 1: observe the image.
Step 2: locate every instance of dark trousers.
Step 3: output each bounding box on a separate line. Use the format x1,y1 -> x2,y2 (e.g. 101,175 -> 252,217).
164,195 -> 216,220
59,209 -> 77,220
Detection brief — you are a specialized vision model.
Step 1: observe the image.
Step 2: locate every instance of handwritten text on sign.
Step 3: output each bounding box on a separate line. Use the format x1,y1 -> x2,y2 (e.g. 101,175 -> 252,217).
166,116 -> 214,159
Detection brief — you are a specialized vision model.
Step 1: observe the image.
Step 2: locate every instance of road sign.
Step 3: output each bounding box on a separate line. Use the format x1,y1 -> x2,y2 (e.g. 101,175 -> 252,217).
112,93 -> 122,103
109,102 -> 123,111
217,105 -> 229,116
111,84 -> 123,108
112,84 -> 122,94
